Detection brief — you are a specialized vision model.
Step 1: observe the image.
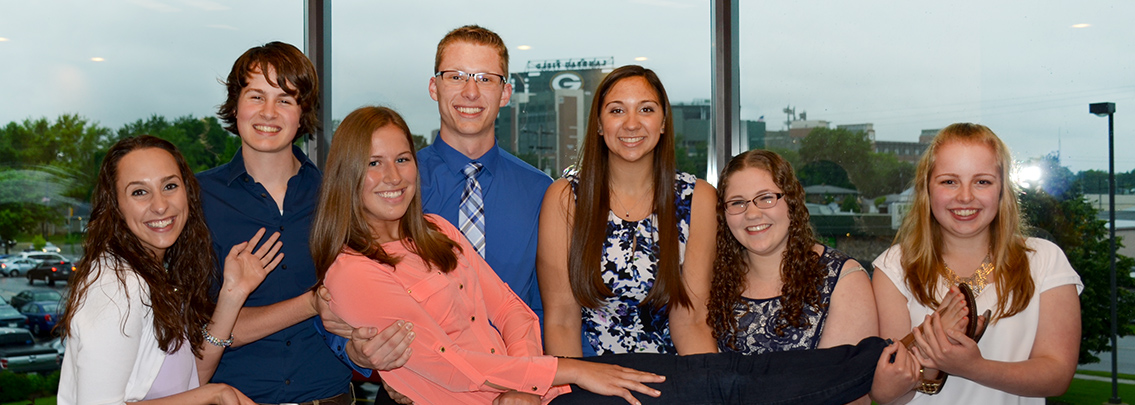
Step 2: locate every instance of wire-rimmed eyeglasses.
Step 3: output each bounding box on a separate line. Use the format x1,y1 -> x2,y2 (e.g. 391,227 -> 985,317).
434,70 -> 507,87
724,193 -> 784,214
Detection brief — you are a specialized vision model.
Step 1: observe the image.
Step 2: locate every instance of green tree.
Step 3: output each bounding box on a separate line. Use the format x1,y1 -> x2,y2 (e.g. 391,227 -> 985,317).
674,134 -> 708,179
798,127 -> 914,197
0,114 -> 115,201
1021,179 -> 1135,364
797,160 -> 854,189
117,115 -> 240,172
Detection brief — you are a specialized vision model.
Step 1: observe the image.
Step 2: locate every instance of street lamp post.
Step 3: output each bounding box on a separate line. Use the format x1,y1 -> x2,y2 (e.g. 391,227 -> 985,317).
1090,101 -> 1119,404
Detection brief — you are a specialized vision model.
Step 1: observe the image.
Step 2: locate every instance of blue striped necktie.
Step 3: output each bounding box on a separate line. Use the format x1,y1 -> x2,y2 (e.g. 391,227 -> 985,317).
459,161 -> 486,256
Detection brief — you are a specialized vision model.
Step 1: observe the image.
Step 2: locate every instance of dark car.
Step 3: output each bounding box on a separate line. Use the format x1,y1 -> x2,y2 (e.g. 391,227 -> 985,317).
0,305 -> 24,329
0,327 -> 60,373
10,290 -> 63,309
27,260 -> 74,286
19,301 -> 61,336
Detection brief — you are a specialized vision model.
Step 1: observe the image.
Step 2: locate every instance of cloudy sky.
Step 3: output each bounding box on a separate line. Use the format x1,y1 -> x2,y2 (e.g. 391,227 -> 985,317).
1,0 -> 1131,174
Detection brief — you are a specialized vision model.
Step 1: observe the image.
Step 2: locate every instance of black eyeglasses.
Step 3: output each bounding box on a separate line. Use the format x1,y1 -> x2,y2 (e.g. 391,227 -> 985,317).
724,193 -> 784,214
434,70 -> 507,87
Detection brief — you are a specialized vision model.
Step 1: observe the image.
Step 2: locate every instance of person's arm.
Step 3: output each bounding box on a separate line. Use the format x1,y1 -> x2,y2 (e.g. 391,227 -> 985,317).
913,284 -> 1080,396
227,290 -> 318,347
815,258 -> 877,405
127,383 -> 255,405
537,179 -> 584,357
68,267 -> 149,403
668,179 -> 718,355
817,258 -> 877,349
315,286 -> 415,372
197,229 -> 282,383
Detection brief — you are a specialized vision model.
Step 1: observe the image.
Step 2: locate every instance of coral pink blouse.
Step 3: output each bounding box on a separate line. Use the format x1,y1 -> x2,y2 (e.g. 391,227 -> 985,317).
325,214 -> 570,404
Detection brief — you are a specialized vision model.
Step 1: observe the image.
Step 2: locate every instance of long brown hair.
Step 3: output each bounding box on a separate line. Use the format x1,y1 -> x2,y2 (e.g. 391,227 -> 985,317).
896,123 -> 1033,320
566,65 -> 686,311
59,135 -> 215,357
311,106 -> 460,281
708,150 -> 824,349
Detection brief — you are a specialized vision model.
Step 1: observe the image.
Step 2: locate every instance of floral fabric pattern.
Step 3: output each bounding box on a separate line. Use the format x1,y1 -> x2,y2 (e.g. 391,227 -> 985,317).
718,246 -> 848,354
566,170 -> 696,355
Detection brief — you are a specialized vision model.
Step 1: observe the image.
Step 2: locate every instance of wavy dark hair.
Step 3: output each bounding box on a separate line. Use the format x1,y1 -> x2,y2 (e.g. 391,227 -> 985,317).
708,150 -> 824,349
217,41 -> 320,141
565,65 -> 686,311
59,135 -> 215,357
311,106 -> 460,281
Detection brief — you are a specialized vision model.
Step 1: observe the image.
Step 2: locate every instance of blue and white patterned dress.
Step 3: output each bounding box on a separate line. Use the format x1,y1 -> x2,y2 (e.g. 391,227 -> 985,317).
717,246 -> 848,354
566,170 -> 696,355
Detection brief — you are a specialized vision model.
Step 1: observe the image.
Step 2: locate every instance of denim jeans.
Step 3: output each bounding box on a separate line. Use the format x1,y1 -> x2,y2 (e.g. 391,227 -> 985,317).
551,336 -> 886,405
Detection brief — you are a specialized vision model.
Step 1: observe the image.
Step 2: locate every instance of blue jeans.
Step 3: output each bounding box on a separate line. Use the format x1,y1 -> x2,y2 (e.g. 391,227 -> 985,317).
552,336 -> 886,405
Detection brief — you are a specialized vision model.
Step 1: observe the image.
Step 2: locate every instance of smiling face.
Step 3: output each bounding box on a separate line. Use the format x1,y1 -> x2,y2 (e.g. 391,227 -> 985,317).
116,148 -> 188,261
929,141 -> 1002,245
360,124 -> 418,242
236,66 -> 302,155
723,167 -> 791,263
429,41 -> 512,144
599,76 -> 664,165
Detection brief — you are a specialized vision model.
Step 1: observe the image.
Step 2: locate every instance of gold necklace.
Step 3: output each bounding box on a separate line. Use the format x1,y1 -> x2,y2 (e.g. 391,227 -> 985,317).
943,255 -> 994,296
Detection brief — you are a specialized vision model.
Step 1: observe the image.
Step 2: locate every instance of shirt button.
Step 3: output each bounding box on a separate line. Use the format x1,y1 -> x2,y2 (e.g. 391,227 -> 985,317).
282,264 -> 288,270
260,193 -> 267,198
279,226 -> 285,231
285,379 -> 291,385
439,346 -> 446,353
490,348 -> 496,354
286,340 -> 291,346
459,284 -> 464,289
531,386 -> 538,392
244,176 -> 250,182
471,316 -> 475,322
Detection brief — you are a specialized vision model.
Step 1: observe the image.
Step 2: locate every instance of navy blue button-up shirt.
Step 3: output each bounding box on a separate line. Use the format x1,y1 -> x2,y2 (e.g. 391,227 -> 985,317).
198,146 -> 350,403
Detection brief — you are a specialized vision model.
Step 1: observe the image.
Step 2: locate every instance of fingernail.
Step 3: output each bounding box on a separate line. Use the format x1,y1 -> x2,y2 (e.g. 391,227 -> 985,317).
396,320 -> 405,326
405,323 -> 414,330
408,331 -> 415,339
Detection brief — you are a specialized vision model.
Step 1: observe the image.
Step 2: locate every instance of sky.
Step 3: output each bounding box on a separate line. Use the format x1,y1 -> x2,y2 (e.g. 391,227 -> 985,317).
1,0 -> 1132,174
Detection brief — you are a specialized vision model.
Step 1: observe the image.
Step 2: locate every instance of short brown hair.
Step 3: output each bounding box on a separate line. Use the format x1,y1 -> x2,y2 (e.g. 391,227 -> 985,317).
434,25 -> 509,76
217,42 -> 320,141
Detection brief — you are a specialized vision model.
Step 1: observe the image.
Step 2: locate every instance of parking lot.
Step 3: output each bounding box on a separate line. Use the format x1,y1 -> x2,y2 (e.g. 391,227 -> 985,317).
0,272 -> 69,344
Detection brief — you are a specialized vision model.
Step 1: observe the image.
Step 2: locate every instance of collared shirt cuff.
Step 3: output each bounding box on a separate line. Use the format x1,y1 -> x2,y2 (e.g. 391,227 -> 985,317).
313,318 -> 373,377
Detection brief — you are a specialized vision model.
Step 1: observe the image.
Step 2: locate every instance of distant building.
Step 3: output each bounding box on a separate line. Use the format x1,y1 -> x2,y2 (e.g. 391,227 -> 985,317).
875,140 -> 928,163
496,57 -> 614,175
919,129 -> 940,144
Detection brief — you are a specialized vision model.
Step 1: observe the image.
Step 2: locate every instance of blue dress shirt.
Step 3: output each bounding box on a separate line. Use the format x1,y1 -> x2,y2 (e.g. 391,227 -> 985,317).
417,136 -> 553,319
198,146 -> 350,403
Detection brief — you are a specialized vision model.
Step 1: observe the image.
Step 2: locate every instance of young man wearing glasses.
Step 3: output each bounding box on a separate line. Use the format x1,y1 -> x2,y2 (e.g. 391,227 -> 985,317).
419,25 -> 553,320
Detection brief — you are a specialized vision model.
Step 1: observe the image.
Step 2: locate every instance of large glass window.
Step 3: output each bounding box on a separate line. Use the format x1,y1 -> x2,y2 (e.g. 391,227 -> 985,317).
331,0 -> 712,177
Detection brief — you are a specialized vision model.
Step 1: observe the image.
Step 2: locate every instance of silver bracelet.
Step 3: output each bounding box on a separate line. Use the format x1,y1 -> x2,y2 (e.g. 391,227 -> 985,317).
202,324 -> 234,347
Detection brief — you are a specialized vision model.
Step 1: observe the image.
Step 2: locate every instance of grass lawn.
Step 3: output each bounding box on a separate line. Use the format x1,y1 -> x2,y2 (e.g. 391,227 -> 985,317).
1049,373 -> 1135,405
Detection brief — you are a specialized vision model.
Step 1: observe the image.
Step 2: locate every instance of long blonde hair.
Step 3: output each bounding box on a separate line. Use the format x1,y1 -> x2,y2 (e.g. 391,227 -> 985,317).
895,123 -> 1033,320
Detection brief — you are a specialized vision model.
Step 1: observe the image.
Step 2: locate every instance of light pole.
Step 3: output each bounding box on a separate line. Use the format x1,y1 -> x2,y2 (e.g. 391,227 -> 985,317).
1090,101 -> 1119,404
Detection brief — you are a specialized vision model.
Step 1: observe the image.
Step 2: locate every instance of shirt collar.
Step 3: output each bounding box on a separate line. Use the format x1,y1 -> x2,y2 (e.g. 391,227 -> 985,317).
221,145 -> 318,186
431,135 -> 501,176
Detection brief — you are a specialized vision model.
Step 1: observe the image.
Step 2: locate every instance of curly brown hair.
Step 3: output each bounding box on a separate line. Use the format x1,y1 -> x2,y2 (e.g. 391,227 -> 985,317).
708,150 -> 825,350
59,135 -> 216,358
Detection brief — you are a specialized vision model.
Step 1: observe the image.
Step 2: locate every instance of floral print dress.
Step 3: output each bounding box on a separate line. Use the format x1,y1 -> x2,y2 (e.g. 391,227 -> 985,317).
566,170 -> 695,355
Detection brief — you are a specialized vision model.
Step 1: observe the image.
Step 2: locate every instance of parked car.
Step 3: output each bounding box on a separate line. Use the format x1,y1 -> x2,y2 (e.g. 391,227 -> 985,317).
7,251 -> 65,263
40,242 -> 60,253
0,327 -> 61,373
0,257 -> 40,277
10,290 -> 63,309
19,301 -> 61,336
0,305 -> 25,329
27,260 -> 74,286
